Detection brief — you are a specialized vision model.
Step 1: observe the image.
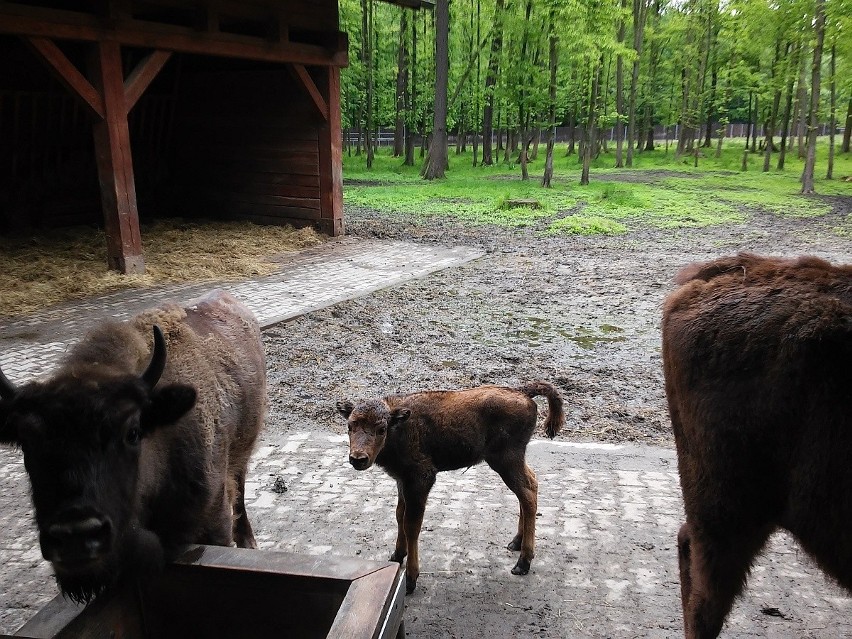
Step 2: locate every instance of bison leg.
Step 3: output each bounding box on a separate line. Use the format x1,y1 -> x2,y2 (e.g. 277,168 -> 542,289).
389,483 -> 407,563
488,454 -> 538,576
400,477 -> 435,595
232,470 -> 257,549
679,520 -> 772,639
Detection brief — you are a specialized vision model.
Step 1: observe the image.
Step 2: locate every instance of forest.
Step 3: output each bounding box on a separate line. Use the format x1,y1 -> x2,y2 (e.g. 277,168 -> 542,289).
338,0 -> 851,191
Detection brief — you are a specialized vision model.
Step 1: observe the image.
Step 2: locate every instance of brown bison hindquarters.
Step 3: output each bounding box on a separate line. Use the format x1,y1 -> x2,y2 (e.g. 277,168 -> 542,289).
663,254 -> 852,639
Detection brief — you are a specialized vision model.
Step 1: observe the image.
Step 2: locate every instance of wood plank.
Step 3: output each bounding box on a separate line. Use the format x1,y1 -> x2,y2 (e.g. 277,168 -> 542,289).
209,201 -> 323,220
288,63 -> 328,121
199,155 -> 320,175
327,565 -> 405,639
24,37 -> 104,119
0,4 -> 349,67
89,39 -> 145,274
195,186 -> 321,209
123,49 -> 172,111
316,65 -> 344,236
181,168 -> 320,188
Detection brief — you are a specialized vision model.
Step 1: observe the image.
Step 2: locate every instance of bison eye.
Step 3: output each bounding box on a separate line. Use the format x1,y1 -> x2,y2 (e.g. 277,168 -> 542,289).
376,426 -> 387,436
125,427 -> 142,446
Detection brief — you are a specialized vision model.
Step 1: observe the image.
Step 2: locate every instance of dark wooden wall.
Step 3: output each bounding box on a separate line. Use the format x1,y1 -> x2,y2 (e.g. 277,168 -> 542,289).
173,61 -> 326,230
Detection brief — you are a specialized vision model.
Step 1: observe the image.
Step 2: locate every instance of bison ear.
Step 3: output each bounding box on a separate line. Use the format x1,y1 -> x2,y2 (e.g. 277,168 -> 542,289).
142,384 -> 197,431
336,400 -> 354,419
390,408 -> 410,426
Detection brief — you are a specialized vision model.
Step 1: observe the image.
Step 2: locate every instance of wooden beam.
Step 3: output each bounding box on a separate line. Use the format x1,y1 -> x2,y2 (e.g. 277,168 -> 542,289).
124,49 -> 172,111
316,66 -> 343,236
24,37 -> 105,119
288,63 -> 328,121
88,40 -> 145,274
0,4 -> 349,67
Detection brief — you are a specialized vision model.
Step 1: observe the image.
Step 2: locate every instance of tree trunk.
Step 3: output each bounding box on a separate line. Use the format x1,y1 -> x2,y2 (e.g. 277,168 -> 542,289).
750,93 -> 759,153
393,9 -> 407,157
473,0 -> 481,168
704,69 -> 717,148
362,0 -> 374,168
615,0 -> 627,168
581,56 -> 603,186
744,91 -> 752,150
796,45 -> 808,158
422,0 -> 449,180
842,96 -> 852,153
481,0 -> 505,167
404,10 -> 416,166
626,0 -> 648,167
801,0 -> 825,194
542,8 -> 558,188
763,41 -> 783,172
827,44 -> 836,180
778,40 -> 799,171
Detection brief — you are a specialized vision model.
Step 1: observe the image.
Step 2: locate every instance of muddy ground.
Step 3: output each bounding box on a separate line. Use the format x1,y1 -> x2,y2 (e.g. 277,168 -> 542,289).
2,189 -> 850,638
264,195 -> 851,448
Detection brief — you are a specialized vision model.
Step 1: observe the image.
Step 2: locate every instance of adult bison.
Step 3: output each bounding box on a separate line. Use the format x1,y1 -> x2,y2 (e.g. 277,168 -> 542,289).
662,253 -> 852,638
0,290 -> 266,604
337,381 -> 564,594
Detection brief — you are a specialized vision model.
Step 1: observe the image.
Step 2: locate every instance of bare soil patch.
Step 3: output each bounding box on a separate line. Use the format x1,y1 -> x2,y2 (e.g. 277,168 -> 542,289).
263,197 -> 851,448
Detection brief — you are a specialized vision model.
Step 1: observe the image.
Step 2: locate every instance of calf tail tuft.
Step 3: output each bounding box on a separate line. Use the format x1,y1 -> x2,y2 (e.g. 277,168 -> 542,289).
517,381 -> 565,439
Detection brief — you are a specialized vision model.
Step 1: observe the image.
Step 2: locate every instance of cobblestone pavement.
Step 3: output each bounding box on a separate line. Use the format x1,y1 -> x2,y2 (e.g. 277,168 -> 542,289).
3,430 -> 850,637
1,237 -> 850,637
0,237 -> 484,384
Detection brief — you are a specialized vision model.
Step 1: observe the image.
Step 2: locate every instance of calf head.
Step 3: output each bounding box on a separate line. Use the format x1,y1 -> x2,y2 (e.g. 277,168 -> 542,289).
0,327 -> 196,603
337,399 -> 410,471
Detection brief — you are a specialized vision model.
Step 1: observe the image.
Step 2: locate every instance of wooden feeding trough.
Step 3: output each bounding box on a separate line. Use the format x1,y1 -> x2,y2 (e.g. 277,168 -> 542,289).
4,545 -> 406,639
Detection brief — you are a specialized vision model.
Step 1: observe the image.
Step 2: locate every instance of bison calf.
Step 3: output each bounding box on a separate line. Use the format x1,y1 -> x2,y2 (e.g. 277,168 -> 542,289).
337,382 -> 564,594
0,290 -> 266,603
662,253 -> 852,638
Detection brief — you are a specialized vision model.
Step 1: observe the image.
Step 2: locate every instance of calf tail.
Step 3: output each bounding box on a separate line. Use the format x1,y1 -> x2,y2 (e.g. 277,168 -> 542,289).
517,381 -> 565,439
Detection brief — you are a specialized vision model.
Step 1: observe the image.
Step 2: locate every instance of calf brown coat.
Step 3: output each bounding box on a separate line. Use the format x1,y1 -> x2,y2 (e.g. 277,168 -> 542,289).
338,381 -> 564,593
662,253 -> 852,638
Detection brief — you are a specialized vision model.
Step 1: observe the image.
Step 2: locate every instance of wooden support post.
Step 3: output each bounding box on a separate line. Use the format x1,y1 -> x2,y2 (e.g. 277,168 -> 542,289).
317,66 -> 343,236
88,40 -> 145,274
288,64 -> 328,121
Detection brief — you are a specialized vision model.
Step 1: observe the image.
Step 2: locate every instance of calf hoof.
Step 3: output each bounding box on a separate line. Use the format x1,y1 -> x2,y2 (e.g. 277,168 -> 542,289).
389,550 -> 406,564
511,557 -> 531,576
507,534 -> 523,552
405,574 -> 418,595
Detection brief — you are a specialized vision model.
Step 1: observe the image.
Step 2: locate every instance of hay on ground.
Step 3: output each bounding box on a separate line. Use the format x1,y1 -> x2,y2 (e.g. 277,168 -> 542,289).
0,219 -> 325,318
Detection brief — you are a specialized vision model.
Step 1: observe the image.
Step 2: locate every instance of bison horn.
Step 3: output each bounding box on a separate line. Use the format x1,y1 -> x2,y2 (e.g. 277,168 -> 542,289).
141,325 -> 167,388
0,366 -> 17,400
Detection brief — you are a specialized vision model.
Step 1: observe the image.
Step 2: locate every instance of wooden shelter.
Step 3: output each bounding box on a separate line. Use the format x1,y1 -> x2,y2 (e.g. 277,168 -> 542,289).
0,0 -> 432,273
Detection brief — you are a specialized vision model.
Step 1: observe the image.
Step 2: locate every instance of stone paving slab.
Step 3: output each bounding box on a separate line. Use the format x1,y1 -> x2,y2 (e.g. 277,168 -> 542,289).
0,238 -> 484,384
2,431 -> 849,637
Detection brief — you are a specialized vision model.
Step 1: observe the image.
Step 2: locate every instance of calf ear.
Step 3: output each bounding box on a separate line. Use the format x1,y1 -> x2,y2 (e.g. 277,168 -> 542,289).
142,384 -> 197,431
390,408 -> 411,426
336,400 -> 354,419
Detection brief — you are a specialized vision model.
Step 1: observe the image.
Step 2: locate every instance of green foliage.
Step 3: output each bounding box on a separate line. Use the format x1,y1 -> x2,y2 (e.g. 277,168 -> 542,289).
344,140 -> 851,236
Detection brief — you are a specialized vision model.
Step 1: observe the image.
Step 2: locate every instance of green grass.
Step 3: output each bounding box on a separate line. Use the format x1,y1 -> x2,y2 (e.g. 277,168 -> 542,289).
342,139 -> 852,236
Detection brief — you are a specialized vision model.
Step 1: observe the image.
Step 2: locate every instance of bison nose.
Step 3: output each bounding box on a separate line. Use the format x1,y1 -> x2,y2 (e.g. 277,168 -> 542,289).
349,453 -> 371,470
44,516 -> 112,564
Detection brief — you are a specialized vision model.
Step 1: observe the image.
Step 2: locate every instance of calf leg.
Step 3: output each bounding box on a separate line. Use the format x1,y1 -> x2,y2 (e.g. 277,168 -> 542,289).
389,482 -> 407,563
678,519 -> 772,639
232,470 -> 257,549
488,454 -> 538,576
400,476 -> 435,594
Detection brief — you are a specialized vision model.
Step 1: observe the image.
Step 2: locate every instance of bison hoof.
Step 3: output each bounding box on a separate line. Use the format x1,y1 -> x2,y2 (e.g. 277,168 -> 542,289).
511,558 -> 531,576
405,574 -> 418,595
389,550 -> 406,563
507,536 -> 522,552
